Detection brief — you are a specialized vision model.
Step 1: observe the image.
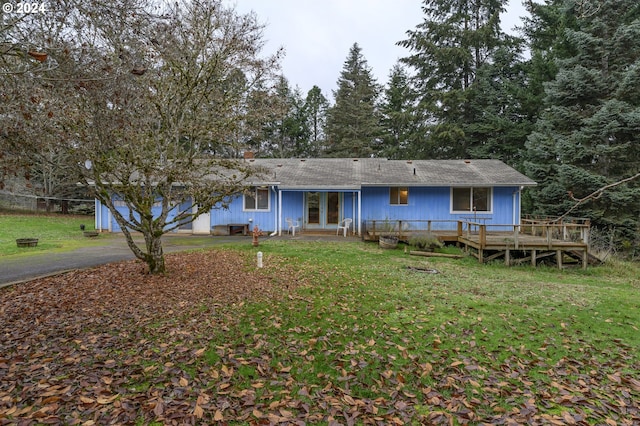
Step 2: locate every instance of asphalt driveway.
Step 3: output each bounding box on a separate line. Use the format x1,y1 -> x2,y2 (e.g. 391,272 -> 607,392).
0,233 -> 361,287
0,235 -> 248,287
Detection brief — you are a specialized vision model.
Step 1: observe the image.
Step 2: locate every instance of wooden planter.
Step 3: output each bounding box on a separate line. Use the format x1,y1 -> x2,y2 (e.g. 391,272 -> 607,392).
16,238 -> 39,248
379,236 -> 399,249
83,231 -> 99,238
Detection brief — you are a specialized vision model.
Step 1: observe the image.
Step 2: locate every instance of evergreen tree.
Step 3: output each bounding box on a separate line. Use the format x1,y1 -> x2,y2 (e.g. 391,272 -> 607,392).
325,43 -> 382,157
399,0 -> 518,159
303,85 -> 329,156
378,63 -> 419,159
465,42 -> 532,166
245,77 -> 310,158
525,0 -> 640,240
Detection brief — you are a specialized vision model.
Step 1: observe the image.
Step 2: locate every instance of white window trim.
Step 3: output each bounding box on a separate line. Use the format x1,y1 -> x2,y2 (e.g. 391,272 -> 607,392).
389,186 -> 409,206
450,187 -> 493,214
243,186 -> 271,212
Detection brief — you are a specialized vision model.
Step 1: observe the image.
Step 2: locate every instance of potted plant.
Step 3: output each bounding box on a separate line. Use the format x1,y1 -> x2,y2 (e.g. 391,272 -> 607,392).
378,218 -> 399,249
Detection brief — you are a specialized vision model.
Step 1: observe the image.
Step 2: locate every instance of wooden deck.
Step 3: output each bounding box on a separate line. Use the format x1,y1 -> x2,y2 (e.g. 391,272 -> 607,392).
363,218 -> 598,269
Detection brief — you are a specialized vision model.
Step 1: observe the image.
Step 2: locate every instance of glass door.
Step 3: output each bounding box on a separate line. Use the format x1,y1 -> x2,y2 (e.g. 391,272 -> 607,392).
305,192 -> 340,229
326,192 -> 339,225
306,192 -> 320,225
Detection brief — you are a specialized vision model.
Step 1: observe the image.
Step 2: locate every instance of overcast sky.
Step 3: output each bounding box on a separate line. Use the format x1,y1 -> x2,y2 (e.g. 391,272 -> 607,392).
231,0 -> 529,100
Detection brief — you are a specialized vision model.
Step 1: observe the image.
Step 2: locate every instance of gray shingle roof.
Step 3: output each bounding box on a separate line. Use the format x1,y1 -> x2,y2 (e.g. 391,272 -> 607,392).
245,158 -> 536,189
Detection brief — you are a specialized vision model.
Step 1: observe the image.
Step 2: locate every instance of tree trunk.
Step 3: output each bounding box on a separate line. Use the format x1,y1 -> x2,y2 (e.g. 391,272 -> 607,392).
144,233 -> 166,274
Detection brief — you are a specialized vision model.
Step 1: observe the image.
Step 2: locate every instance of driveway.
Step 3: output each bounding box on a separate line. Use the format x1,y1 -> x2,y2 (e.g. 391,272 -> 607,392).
0,233 -> 361,287
0,235 -> 248,287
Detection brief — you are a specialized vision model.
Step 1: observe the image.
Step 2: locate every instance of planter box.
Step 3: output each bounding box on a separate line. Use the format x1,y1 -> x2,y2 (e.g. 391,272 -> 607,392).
379,236 -> 398,249
16,238 -> 39,248
83,231 -> 99,238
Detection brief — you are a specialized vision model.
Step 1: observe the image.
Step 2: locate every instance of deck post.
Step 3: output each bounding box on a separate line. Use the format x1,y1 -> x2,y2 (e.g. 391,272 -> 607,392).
457,221 -> 463,238
556,250 -> 563,269
479,225 -> 486,248
582,249 -> 588,269
531,249 -> 537,267
505,248 -> 510,266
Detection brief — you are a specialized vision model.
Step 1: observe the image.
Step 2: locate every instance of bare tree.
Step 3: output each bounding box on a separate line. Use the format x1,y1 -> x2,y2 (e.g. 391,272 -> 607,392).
3,0 -> 281,273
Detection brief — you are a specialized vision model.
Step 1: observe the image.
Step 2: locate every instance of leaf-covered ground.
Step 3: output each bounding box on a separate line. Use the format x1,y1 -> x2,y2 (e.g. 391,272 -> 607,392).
1,247 -> 639,425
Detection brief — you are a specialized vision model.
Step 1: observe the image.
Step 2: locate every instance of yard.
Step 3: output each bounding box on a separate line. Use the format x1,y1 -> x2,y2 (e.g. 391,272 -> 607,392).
1,238 -> 639,424
0,214 -> 101,256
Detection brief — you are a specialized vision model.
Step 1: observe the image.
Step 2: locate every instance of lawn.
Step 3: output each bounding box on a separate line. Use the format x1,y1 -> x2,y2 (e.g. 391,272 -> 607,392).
0,213 -> 106,256
0,239 -> 638,424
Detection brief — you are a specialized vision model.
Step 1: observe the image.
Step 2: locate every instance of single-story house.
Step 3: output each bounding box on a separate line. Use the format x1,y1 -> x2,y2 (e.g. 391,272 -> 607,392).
94,158 -> 536,236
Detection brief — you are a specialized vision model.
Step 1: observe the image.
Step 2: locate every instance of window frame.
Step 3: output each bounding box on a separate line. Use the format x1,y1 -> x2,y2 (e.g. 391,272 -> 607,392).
450,187 -> 493,213
243,186 -> 270,211
389,186 -> 409,206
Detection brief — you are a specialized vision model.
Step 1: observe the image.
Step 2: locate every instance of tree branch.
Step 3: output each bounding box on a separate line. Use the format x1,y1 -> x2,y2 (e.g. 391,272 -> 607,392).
557,172 -> 640,222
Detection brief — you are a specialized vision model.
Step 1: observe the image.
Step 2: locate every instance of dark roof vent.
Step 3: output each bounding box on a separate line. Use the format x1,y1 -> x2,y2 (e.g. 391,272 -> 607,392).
464,160 -> 471,164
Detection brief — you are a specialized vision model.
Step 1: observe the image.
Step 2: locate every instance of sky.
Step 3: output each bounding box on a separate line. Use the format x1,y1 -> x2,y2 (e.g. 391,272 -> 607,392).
231,0 -> 529,100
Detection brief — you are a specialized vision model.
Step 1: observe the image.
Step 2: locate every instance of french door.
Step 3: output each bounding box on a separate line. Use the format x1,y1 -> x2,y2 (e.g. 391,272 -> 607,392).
305,192 -> 340,229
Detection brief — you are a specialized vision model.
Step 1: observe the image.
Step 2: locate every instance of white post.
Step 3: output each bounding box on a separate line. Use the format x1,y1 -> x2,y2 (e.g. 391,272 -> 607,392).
278,190 -> 283,236
357,190 -> 362,236
257,251 -> 263,268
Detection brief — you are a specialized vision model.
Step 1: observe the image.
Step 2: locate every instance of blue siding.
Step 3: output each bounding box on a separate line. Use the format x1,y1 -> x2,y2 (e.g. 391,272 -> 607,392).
210,192 -> 276,233
96,185 -> 522,234
361,186 -> 521,230
280,191 -> 304,227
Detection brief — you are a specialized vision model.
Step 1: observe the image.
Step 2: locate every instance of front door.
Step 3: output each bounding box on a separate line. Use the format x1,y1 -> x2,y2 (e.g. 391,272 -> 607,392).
305,192 -> 340,229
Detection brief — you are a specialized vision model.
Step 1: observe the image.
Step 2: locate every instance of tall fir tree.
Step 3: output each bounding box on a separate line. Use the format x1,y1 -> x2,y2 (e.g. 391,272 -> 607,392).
325,43 -> 382,157
399,0 -> 520,159
524,0 -> 640,240
378,63 -> 419,159
303,85 -> 329,157
246,77 -> 310,158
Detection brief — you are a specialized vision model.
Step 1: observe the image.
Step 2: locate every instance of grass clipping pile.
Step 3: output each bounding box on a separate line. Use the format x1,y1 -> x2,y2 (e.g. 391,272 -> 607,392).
0,250 -> 304,425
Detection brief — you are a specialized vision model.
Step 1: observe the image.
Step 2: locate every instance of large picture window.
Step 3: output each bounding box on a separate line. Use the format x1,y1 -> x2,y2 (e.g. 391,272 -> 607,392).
390,187 -> 408,205
452,187 -> 491,212
244,187 -> 269,211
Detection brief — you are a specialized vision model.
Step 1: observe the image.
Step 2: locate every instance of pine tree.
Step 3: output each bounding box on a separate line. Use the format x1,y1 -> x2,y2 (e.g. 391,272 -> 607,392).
325,43 -> 382,158
303,85 -> 329,156
399,0 -> 518,159
378,63 -> 418,159
525,0 -> 640,239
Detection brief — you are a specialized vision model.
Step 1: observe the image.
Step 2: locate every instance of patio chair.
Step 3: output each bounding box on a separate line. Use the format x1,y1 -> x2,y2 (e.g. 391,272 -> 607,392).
336,218 -> 352,237
285,218 -> 300,236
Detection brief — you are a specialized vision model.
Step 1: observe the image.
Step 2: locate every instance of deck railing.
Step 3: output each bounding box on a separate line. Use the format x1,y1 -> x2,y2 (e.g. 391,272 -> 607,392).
363,217 -> 590,249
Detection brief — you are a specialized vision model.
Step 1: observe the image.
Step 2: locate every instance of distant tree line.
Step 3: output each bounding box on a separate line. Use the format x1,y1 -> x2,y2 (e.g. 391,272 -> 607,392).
2,0 -> 639,254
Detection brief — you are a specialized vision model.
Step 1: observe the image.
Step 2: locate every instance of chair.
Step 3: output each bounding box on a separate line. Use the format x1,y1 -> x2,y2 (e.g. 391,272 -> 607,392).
336,218 -> 352,237
285,218 -> 300,236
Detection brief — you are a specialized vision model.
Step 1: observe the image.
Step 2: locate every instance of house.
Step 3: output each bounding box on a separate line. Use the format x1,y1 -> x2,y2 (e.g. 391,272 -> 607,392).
94,158 -> 536,236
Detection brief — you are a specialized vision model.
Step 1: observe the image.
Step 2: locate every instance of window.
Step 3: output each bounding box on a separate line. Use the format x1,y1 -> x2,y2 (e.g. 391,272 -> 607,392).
452,187 -> 492,212
390,187 -> 409,205
244,187 -> 269,211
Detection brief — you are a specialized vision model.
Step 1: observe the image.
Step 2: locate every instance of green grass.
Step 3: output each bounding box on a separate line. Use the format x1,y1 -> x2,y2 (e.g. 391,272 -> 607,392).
0,213 -> 107,256
201,240 -> 640,422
